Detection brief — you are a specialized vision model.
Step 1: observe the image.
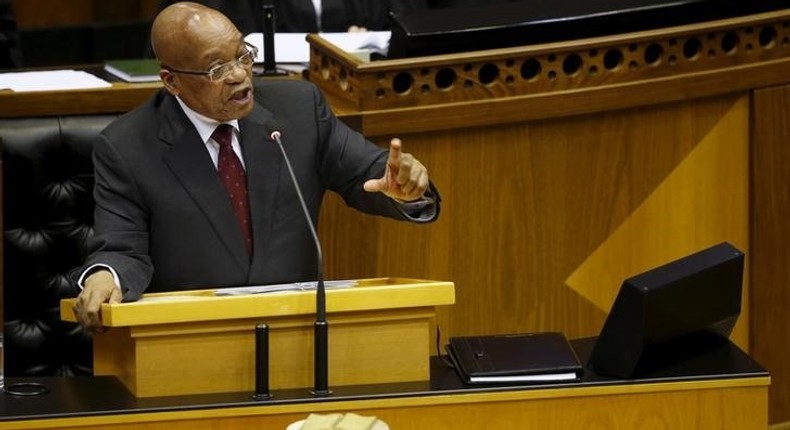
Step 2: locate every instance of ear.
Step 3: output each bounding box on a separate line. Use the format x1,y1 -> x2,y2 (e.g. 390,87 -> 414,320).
160,70 -> 179,96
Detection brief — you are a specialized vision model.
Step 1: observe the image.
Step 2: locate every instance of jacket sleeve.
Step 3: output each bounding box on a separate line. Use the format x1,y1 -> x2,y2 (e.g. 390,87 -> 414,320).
79,132 -> 154,301
309,83 -> 440,223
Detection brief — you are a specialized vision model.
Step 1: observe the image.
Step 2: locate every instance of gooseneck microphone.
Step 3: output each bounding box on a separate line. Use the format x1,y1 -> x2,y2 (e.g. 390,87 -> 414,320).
268,126 -> 331,397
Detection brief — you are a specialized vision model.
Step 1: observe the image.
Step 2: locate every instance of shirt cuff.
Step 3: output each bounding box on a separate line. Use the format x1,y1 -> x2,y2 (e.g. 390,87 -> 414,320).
392,187 -> 439,222
77,264 -> 122,291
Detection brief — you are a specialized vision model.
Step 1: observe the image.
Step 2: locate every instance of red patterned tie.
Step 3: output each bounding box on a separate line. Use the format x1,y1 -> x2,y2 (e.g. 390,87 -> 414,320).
212,124 -> 253,256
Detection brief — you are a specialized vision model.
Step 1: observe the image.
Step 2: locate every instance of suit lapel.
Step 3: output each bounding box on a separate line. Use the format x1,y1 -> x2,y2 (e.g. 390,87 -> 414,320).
239,104 -> 283,279
158,94 -> 251,273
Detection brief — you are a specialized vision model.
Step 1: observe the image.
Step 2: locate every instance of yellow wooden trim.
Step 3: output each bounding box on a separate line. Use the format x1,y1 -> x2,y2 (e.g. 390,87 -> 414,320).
60,278 -> 455,326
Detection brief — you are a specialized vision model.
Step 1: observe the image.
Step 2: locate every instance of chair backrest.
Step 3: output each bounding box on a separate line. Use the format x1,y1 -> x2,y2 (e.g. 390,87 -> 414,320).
0,115 -> 116,376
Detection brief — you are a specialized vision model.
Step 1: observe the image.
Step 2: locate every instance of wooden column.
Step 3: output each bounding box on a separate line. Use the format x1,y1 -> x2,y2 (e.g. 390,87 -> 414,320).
751,83 -> 790,423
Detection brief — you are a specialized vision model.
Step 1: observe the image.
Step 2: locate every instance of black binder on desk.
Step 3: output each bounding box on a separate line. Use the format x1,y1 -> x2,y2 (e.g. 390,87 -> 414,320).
447,332 -> 582,384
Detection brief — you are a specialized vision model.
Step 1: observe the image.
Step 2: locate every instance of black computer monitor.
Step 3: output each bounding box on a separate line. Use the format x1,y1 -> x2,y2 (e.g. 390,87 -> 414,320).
586,242 -> 744,378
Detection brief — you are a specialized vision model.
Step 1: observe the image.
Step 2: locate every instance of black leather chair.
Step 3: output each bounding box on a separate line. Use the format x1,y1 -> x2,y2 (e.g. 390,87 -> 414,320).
0,115 -> 116,376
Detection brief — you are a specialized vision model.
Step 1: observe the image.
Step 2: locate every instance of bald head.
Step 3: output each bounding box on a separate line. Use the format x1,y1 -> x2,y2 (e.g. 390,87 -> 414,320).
151,2 -> 255,122
151,2 -> 240,68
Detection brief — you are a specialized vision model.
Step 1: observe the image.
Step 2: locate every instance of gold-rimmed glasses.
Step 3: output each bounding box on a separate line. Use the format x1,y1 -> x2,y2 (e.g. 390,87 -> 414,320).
162,42 -> 258,82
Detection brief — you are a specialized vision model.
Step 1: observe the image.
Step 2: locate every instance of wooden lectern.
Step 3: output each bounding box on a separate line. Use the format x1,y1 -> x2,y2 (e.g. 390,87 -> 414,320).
60,278 -> 454,397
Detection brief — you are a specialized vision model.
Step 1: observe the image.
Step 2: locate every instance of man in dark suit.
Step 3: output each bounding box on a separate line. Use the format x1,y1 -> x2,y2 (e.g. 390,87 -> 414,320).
72,1 -> 438,331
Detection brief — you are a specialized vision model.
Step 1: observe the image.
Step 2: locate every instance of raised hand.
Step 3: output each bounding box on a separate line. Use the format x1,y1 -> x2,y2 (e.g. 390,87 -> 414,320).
363,138 -> 429,202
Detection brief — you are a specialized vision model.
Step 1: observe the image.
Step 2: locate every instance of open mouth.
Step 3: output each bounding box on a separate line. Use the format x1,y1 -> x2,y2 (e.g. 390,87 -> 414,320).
230,87 -> 252,104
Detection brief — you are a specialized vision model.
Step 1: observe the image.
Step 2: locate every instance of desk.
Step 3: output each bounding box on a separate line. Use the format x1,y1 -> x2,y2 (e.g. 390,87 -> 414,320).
0,68 -> 159,117
0,338 -> 769,430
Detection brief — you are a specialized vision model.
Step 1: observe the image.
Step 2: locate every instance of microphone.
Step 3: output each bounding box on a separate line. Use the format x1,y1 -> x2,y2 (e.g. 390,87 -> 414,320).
260,4 -> 287,76
267,125 -> 331,397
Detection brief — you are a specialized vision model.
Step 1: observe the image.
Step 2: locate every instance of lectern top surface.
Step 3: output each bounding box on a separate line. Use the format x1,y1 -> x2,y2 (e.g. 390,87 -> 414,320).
59,277 -> 455,327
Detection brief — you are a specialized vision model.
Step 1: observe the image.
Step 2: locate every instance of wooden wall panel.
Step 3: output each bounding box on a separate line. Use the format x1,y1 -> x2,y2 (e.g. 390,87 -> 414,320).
11,0 -> 155,28
312,11 -> 786,421
752,84 -> 790,423
11,0 -> 93,28
320,93 -> 750,352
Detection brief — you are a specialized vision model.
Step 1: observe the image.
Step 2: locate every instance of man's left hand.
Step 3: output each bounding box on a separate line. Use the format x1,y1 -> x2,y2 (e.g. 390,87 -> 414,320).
363,138 -> 429,202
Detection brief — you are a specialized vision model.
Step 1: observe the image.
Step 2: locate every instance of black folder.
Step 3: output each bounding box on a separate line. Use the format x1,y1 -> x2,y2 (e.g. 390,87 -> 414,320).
446,332 -> 582,384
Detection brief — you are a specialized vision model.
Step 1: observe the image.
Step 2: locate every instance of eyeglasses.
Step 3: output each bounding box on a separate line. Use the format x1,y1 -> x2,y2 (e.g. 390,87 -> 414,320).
162,42 -> 258,82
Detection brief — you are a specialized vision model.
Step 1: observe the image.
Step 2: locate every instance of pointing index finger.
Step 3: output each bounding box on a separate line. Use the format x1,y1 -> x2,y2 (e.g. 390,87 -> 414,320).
388,138 -> 403,165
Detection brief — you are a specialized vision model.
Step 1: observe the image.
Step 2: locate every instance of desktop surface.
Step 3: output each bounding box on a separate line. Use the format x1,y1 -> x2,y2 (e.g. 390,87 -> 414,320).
0,337 -> 767,422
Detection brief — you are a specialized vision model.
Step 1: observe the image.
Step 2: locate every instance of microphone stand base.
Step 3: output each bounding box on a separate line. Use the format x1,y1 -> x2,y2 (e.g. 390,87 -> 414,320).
251,393 -> 273,401
309,389 -> 333,397
254,66 -> 289,77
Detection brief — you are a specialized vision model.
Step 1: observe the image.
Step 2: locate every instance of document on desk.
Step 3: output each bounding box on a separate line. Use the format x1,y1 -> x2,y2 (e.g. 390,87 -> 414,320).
0,70 -> 112,92
215,280 -> 357,296
244,31 -> 391,64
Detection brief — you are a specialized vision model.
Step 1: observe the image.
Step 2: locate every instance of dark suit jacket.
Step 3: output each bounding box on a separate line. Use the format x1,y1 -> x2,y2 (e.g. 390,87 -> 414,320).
80,79 -> 435,300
